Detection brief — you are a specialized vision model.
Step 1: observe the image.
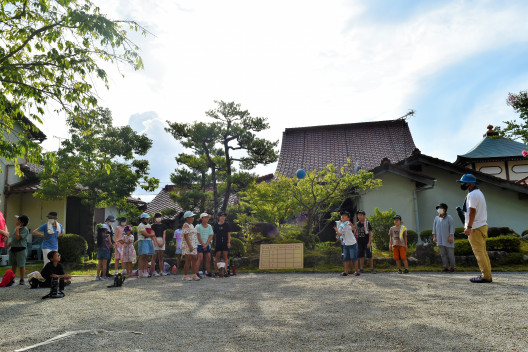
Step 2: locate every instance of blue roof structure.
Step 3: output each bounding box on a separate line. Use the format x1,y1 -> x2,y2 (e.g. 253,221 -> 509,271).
458,135 -> 526,159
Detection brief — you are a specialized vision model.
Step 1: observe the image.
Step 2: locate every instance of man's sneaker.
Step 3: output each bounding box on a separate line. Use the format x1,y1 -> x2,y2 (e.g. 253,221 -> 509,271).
19,279 -> 25,285
101,276 -> 108,280
153,271 -> 160,277
398,269 -> 403,274
442,267 -> 449,272
371,269 -> 377,274
449,267 -> 455,273
160,271 -> 168,276
470,276 -> 492,283
95,276 -> 101,281
403,269 -> 409,274
183,275 -> 192,281
192,274 -> 201,281
359,269 -> 364,273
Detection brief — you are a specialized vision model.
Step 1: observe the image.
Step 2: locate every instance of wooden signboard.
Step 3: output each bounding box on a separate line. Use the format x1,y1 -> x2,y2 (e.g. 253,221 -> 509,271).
259,243 -> 304,269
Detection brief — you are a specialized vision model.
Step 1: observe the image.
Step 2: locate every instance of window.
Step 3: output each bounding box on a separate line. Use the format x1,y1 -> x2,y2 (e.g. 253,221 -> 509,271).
512,164 -> 528,174
479,166 -> 502,175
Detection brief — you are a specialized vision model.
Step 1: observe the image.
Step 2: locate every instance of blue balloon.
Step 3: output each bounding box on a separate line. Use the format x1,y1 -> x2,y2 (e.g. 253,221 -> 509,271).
296,169 -> 306,179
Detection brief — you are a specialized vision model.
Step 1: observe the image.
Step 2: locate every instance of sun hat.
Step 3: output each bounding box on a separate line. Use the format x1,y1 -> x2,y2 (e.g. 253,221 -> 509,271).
199,212 -> 210,219
183,211 -> 195,218
106,215 -> 116,222
140,213 -> 150,219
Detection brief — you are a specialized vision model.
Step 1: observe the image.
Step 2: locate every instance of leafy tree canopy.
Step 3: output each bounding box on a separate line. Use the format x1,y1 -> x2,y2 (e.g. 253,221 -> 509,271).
497,90 -> 528,147
0,0 -> 145,172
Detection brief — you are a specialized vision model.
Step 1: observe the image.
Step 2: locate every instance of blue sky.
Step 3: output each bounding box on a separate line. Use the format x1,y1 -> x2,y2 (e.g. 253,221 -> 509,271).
38,0 -> 528,202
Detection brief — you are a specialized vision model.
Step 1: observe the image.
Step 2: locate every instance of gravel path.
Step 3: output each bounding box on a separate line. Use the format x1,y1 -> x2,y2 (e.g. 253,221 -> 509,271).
2,272 -> 527,351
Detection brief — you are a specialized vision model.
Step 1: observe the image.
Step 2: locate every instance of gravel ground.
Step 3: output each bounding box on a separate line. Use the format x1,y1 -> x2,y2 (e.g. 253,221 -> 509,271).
1,271 -> 528,352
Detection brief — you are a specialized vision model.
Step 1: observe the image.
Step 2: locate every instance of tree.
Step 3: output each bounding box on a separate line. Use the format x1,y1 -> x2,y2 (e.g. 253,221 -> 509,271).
35,108 -> 159,249
206,101 -> 279,211
0,0 -> 145,172
165,121 -> 224,214
498,90 -> 528,147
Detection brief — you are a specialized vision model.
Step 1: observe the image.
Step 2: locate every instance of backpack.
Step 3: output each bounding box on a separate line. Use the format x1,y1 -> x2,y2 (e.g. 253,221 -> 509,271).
108,272 -> 125,288
0,270 -> 15,287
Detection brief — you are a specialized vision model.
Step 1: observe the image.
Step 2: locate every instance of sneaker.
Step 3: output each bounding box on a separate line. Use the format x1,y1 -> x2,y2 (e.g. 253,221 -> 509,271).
403,269 -> 409,274
351,272 -> 360,277
340,272 -> 348,276
470,276 -> 492,283
95,276 -> 102,281
442,267 -> 449,272
449,267 -> 455,273
192,274 -> 201,281
183,275 -> 192,281
359,269 -> 364,273
160,271 -> 168,276
398,269 -> 403,274
19,279 -> 25,285
371,269 -> 377,274
153,272 -> 160,277
101,276 -> 108,280
196,273 -> 202,279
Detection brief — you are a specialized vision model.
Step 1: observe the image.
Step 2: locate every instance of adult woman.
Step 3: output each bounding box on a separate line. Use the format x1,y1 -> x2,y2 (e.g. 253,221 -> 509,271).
32,212 -> 64,266
181,211 -> 200,281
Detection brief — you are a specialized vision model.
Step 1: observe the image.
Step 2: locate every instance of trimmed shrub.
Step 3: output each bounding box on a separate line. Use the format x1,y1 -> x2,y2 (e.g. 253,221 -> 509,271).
419,230 -> 433,244
454,239 -> 473,256
407,230 -> 418,245
58,234 -> 88,263
498,253 -> 524,265
488,227 -> 518,238
454,227 -> 466,240
230,238 -> 246,257
368,208 -> 397,251
487,236 -> 521,252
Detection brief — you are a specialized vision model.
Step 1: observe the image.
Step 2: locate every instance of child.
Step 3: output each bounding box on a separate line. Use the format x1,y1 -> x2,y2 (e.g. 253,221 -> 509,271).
151,212 -> 167,276
96,224 -> 113,280
113,217 -> 127,275
137,213 -> 155,278
213,211 -> 231,275
389,215 -> 409,274
196,213 -> 214,277
356,210 -> 376,274
181,211 -> 200,281
38,250 -> 72,288
173,228 -> 183,272
334,211 -> 359,276
0,215 -> 30,285
121,226 -> 137,277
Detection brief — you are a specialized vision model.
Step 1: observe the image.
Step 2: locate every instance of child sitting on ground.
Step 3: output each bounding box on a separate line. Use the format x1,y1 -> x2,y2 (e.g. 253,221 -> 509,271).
389,215 -> 409,274
334,211 -> 359,277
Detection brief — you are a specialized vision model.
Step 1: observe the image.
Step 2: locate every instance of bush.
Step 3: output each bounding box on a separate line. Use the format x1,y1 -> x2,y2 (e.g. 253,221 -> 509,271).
58,234 -> 88,263
522,229 -> 528,237
407,230 -> 418,245
274,238 -> 304,244
498,253 -> 524,265
165,239 -> 176,257
454,227 -> 466,240
134,240 -> 138,255
368,208 -> 397,251
419,230 -> 433,244
454,239 -> 473,256
487,236 -> 521,252
488,227 -> 518,238
230,238 -> 245,257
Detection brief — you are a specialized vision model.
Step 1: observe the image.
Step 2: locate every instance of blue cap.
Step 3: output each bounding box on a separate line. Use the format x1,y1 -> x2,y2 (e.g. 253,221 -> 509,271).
140,213 -> 150,219
457,174 -> 479,184
183,211 -> 195,218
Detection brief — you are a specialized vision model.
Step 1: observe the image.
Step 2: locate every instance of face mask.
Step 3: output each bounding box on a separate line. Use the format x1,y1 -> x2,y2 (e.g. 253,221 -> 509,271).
437,208 -> 444,215
155,218 -> 162,222
120,222 -> 126,226
48,219 -> 55,224
460,184 -> 469,191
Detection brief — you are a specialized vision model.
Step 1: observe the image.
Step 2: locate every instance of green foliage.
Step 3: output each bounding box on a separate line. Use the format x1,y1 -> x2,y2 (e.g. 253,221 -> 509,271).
35,108 -> 159,248
522,229 -> 528,237
274,238 -> 304,244
454,239 -> 473,256
134,240 -> 139,255
487,236 -> 521,252
419,229 -> 433,244
498,253 -> 524,265
455,227 -> 466,240
497,90 -> 528,145
277,224 -> 303,243
165,239 -> 176,258
368,208 -> 397,250
229,238 -> 246,257
487,227 -> 518,238
58,234 -> 88,263
315,241 -> 336,251
407,230 -> 418,245
0,0 -> 145,173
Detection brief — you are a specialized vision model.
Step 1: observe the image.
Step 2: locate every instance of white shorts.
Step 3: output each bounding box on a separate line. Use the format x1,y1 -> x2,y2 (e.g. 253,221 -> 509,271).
153,238 -> 165,251
42,248 -> 58,266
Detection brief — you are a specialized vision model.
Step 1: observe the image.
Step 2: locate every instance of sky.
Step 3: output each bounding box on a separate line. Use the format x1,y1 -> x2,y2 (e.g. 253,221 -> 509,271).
38,0 -> 528,202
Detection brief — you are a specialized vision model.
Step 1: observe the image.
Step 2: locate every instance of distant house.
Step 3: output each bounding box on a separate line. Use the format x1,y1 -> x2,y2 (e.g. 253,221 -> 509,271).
275,119 -> 528,236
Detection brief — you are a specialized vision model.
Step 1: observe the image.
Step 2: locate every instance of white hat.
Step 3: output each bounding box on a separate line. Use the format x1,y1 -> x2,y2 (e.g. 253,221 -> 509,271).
199,212 -> 210,219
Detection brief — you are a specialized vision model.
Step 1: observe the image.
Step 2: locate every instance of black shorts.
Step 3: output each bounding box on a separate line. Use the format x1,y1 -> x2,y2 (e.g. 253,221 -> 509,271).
357,237 -> 372,259
215,242 -> 229,254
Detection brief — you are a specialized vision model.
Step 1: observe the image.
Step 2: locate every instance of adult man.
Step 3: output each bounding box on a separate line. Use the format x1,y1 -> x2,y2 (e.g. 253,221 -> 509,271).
457,174 -> 492,283
104,215 -> 116,277
355,210 -> 376,274
32,211 -> 64,266
432,203 -> 456,272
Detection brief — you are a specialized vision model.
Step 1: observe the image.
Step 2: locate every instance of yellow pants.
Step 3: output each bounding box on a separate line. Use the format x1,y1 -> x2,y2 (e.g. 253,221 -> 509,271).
468,225 -> 492,280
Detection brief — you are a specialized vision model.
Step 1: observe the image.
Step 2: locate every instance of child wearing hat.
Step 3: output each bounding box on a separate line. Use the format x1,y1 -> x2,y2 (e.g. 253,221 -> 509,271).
196,213 -> 214,277
181,211 -> 200,281
389,215 -> 409,274
121,226 -> 137,277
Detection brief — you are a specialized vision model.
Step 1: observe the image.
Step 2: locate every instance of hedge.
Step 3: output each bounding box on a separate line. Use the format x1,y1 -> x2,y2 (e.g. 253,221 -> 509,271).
58,234 -> 88,263
454,236 -> 521,256
488,227 -> 517,238
407,230 -> 418,245
230,238 -> 246,257
419,230 -> 433,244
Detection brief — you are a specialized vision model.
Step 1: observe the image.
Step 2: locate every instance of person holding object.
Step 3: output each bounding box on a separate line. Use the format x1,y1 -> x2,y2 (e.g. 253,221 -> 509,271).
32,211 -> 64,266
37,250 -> 72,288
355,210 -> 375,274
137,213 -> 155,278
457,174 -> 492,283
334,211 -> 359,277
389,215 -> 409,274
113,217 -> 127,276
432,203 -> 456,272
0,215 -> 30,285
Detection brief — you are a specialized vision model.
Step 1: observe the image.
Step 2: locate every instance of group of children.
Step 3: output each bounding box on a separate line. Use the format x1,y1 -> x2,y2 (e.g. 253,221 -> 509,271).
94,211 -> 231,281
335,210 -> 409,276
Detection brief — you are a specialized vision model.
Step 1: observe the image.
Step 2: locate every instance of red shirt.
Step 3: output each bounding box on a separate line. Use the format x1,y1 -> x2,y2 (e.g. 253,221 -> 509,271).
0,211 -> 6,248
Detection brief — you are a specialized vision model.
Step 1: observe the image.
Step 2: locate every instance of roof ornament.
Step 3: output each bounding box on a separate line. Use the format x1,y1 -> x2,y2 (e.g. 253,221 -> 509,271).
484,124 -> 499,137
398,110 -> 415,121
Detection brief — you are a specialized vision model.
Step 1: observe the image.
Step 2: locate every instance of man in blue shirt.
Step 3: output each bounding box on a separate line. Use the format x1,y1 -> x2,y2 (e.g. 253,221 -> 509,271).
32,211 -> 64,266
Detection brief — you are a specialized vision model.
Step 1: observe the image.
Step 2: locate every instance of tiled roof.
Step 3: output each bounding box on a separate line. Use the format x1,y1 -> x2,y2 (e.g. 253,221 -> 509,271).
275,119 -> 416,177
21,162 -> 44,176
7,180 -> 41,193
146,185 -> 184,216
456,136 -> 526,161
